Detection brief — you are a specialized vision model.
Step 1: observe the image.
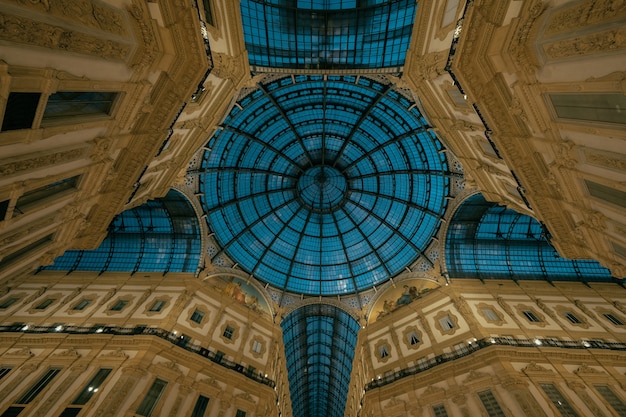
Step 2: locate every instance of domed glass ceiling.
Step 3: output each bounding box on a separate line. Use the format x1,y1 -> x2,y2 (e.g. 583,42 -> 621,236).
199,75 -> 450,296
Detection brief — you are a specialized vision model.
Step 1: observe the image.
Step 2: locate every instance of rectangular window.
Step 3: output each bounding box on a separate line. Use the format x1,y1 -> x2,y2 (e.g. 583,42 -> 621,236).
0,367 -> 11,380
72,299 -> 91,311
42,91 -> 117,125
149,300 -> 166,312
564,312 -> 582,324
110,300 -> 128,312
136,378 -> 168,417
0,235 -> 53,271
14,176 -> 79,217
72,368 -> 112,405
17,368 -> 61,404
482,308 -> 500,322
0,199 -> 9,221
540,383 -> 580,417
1,92 -> 41,131
201,0 -> 214,25
379,345 -> 389,358
439,316 -> 455,330
604,313 -> 624,326
432,404 -> 449,417
407,331 -> 420,345
585,180 -> 626,209
223,326 -> 234,339
477,389 -> 507,417
595,385 -> 626,415
522,310 -> 542,322
235,410 -> 247,417
1,407 -> 26,417
57,408 -> 81,417
252,340 -> 263,354
190,309 -> 205,324
191,395 -> 210,417
550,93 -> 626,124
35,298 -> 55,310
0,297 -> 19,309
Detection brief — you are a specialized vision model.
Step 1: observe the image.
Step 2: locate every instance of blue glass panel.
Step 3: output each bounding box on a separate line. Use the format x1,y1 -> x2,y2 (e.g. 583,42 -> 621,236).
241,0 -> 417,70
282,304 -> 360,417
44,190 -> 201,274
199,76 -> 448,296
445,194 -> 614,282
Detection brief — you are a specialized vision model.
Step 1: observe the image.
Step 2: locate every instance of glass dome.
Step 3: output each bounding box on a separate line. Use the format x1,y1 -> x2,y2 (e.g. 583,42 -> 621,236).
199,75 -> 450,296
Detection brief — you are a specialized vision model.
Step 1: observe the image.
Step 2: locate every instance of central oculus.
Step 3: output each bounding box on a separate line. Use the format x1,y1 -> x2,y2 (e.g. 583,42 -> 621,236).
297,166 -> 347,212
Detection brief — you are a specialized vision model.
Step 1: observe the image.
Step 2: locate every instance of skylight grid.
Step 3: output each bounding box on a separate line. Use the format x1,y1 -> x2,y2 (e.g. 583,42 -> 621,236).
46,191 -> 201,274
241,0 -> 416,70
446,194 -> 613,281
201,76 -> 448,295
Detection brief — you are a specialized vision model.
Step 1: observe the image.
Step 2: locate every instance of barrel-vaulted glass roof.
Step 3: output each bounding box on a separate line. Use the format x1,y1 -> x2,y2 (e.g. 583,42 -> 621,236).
445,194 -> 614,282
199,75 -> 450,296
241,0 -> 417,71
45,190 -> 201,274
281,304 -> 360,417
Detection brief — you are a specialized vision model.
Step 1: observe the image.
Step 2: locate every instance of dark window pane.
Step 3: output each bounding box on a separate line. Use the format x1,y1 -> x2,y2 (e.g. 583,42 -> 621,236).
43,92 -> 116,123
136,378 -> 167,417
540,383 -> 580,417
0,367 -> 12,380
14,176 -> 79,215
191,395 -> 210,417
0,199 -> 9,221
0,406 -> 25,417
58,408 -> 81,417
17,368 -> 61,404
2,92 -> 40,131
72,368 -> 112,405
551,93 -> 626,124
586,180 -> 626,209
0,298 -> 18,309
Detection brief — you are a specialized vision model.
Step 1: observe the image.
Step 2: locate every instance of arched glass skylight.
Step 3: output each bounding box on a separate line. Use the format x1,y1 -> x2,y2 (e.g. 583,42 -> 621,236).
445,194 -> 614,282
45,190 -> 201,274
281,304 -> 360,417
199,75 -> 450,296
241,0 -> 417,71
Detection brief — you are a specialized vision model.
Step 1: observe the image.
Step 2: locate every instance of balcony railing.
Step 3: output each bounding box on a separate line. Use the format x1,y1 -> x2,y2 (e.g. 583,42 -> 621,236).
0,323 -> 275,388
365,336 -> 626,391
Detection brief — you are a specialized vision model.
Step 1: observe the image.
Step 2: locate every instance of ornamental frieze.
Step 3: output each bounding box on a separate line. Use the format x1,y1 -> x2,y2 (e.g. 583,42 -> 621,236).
0,12 -> 130,60
3,0 -> 127,36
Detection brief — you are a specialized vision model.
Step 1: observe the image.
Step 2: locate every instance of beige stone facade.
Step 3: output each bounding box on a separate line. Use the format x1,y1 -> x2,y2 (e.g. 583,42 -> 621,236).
0,0 -> 625,416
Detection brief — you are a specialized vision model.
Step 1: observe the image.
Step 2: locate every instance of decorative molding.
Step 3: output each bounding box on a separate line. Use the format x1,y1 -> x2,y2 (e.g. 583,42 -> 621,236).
574,363 -> 605,375
0,148 -> 85,177
543,27 -> 626,60
544,0 -> 626,36
0,12 -> 130,60
5,347 -> 34,358
522,362 -> 553,375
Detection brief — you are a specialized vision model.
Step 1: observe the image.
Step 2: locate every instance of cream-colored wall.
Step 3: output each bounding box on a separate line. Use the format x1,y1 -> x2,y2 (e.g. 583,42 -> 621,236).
353,278 -> 626,417
0,271 -> 291,417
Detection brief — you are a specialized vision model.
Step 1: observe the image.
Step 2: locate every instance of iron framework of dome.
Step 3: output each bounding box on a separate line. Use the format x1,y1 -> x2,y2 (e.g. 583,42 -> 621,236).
198,75 -> 451,296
